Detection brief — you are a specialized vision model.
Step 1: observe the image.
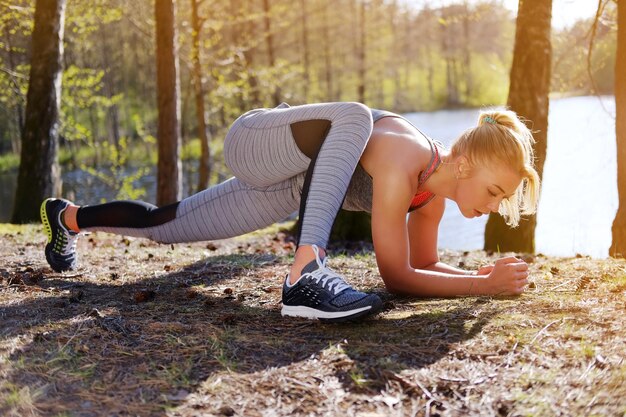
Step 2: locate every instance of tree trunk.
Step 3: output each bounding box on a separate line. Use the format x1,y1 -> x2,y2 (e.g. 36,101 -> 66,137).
440,16 -> 458,107
99,21 -> 121,162
3,23 -> 25,151
357,0 -> 366,103
484,0 -> 552,253
155,0 -> 182,205
323,0 -> 332,101
262,0 -> 281,106
12,0 -> 66,223
462,1 -> 473,100
191,0 -> 211,192
610,0 -> 626,257
300,0 -> 310,101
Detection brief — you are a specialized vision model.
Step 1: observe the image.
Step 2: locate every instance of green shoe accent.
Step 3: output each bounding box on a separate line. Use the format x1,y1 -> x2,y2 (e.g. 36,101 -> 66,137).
40,198 -> 53,242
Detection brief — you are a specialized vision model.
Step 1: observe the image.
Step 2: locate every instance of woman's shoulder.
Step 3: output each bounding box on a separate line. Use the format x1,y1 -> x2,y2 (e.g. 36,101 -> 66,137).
365,118 -> 435,174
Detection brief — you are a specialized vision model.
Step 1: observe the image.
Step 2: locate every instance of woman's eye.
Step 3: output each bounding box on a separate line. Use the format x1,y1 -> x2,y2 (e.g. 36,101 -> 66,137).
488,190 -> 497,197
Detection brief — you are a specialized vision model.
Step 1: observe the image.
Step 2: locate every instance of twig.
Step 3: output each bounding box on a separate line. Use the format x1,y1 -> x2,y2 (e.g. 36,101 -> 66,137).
549,279 -> 577,291
506,341 -> 519,368
527,318 -> 571,347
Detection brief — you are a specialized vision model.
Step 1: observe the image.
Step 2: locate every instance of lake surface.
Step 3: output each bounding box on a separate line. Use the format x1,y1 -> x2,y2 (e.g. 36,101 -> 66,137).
0,96 -> 617,258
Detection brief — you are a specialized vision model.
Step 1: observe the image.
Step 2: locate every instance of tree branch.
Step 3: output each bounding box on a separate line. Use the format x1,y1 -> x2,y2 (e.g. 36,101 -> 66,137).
587,0 -> 614,117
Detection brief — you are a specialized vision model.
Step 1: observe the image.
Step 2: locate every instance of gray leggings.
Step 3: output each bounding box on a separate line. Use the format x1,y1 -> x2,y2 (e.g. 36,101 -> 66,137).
84,102 -> 374,249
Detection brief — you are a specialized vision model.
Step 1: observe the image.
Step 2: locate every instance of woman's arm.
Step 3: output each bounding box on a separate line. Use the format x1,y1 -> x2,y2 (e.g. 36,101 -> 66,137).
406,200 -> 477,276
371,173 -> 528,297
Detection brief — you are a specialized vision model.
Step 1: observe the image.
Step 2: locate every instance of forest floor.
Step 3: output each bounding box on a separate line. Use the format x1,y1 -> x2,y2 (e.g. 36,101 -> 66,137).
0,222 -> 625,417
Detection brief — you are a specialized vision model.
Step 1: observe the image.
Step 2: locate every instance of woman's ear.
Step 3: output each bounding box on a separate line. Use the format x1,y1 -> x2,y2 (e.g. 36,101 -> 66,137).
456,156 -> 471,179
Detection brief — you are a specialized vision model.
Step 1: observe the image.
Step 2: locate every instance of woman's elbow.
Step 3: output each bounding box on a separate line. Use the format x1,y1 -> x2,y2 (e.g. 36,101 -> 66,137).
379,267 -> 412,295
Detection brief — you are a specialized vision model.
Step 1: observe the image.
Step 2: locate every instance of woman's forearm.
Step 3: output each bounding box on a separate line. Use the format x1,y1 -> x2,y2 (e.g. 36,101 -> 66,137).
423,261 -> 476,276
383,267 -> 489,297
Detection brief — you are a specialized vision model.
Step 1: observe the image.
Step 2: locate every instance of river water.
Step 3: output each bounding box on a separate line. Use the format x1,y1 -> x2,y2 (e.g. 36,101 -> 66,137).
0,96 -> 617,258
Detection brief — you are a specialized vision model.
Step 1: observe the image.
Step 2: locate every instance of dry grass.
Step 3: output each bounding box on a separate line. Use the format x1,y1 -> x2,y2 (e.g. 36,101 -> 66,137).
0,223 -> 625,417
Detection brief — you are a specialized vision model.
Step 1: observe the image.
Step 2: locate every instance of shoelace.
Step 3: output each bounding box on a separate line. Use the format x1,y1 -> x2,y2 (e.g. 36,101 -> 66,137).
53,230 -> 78,256
53,210 -> 78,256
302,264 -> 351,295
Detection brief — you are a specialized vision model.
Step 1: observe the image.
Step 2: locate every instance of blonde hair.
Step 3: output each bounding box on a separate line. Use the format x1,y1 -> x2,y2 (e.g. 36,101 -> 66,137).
449,109 -> 540,227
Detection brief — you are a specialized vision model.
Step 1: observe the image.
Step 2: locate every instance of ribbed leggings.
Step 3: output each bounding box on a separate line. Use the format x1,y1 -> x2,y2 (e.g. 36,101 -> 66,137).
78,102 -> 373,249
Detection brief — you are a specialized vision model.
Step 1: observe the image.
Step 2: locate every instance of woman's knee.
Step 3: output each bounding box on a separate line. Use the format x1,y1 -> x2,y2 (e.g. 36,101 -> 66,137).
332,102 -> 373,138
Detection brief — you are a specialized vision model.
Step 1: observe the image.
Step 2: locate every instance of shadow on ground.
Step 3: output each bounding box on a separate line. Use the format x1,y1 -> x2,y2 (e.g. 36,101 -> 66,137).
0,252 -> 494,416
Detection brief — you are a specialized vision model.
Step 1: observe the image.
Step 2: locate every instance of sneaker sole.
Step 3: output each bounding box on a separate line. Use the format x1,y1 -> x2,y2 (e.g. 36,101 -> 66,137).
40,198 -> 54,243
281,304 -> 376,322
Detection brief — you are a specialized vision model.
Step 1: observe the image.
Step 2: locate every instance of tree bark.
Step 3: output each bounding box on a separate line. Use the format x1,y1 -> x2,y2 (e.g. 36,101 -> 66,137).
300,0 -> 310,101
191,0 -> 211,192
462,1 -> 473,99
3,23 -> 25,152
99,21 -> 121,163
262,0 -> 281,106
357,0 -> 366,103
610,0 -> 626,257
12,0 -> 66,223
323,0 -> 333,101
155,0 -> 182,205
484,0 -> 552,253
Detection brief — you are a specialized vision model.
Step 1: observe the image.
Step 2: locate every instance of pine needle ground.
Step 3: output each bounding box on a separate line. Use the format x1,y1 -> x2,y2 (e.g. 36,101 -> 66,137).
0,223 -> 624,417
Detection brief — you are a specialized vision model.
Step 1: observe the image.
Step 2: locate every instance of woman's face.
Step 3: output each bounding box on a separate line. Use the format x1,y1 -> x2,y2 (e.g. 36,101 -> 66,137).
453,159 -> 522,219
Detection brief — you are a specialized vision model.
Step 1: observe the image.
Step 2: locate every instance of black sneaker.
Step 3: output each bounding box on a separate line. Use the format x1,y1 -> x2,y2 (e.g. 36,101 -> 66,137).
40,198 -> 78,272
281,245 -> 382,323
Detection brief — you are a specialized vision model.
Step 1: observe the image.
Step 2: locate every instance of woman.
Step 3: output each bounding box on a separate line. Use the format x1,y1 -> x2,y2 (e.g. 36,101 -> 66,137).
41,102 -> 539,323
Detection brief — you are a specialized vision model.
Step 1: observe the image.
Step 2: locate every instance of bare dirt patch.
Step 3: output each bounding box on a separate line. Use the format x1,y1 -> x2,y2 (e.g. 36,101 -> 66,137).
1,224 -> 625,416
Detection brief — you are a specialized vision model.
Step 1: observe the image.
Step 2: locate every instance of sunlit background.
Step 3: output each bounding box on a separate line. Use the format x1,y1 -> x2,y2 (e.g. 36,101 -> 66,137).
0,0 -> 618,256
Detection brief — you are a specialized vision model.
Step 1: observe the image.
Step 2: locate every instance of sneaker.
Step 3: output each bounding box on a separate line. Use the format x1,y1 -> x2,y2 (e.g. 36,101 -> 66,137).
40,198 -> 78,272
281,245 -> 382,323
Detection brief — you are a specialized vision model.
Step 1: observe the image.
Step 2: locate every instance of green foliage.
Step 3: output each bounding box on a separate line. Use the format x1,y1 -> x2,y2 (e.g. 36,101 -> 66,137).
66,0 -> 123,36
0,0 -> 616,193
60,65 -> 121,145
551,4 -> 617,95
80,137 -> 149,202
0,152 -> 19,173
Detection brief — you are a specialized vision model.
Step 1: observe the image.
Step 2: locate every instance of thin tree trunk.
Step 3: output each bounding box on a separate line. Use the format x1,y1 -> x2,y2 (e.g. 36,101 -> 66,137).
610,0 -> 626,257
462,1 -> 473,100
323,0 -> 332,101
426,47 -> 435,103
484,0 -> 552,253
262,0 -> 281,106
300,0 -> 310,101
12,0 -> 66,223
357,0 -> 366,103
99,22 -> 121,162
242,0 -> 261,107
390,1 -> 402,108
4,24 -> 25,151
440,16 -> 457,107
191,0 -> 211,192
155,0 -> 182,205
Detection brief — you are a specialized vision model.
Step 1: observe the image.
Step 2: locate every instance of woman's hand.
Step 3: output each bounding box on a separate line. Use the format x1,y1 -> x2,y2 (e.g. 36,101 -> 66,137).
476,264 -> 495,275
484,256 -> 529,295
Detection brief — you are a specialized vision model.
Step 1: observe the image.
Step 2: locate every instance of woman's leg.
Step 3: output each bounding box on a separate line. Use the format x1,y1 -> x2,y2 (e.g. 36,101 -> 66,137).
223,102 -> 381,321
41,175 -> 301,272
77,177 -> 301,243
42,102 -> 381,321
225,101 -> 373,249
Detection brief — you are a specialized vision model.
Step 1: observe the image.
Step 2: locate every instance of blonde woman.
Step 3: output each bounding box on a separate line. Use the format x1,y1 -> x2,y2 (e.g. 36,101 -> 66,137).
41,102 -> 539,322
